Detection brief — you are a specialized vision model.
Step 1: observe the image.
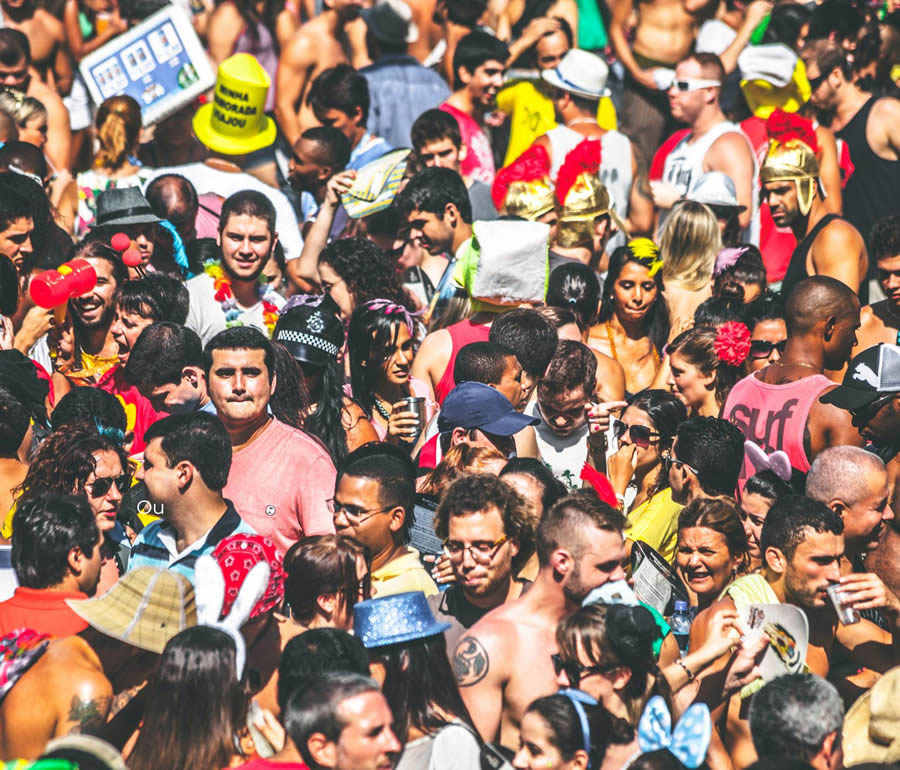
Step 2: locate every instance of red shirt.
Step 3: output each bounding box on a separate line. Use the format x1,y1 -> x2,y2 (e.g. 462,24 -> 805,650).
0,587 -> 89,637
229,760 -> 308,770
97,365 -> 166,453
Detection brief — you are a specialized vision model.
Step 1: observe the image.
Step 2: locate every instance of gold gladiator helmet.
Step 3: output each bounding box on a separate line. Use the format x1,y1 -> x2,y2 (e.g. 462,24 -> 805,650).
760,109 -> 821,216
492,144 -> 555,221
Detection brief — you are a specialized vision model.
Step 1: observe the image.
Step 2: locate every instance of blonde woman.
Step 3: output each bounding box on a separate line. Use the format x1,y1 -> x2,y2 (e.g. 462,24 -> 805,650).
659,201 -> 722,328
76,95 -> 153,235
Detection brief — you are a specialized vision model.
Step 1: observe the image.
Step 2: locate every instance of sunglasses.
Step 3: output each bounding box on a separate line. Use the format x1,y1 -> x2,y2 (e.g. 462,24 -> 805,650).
749,339 -> 788,359
613,418 -> 660,449
849,392 -> 895,423
670,78 -> 722,92
551,653 -> 619,687
807,71 -> 830,91
662,455 -> 700,477
86,474 -> 129,498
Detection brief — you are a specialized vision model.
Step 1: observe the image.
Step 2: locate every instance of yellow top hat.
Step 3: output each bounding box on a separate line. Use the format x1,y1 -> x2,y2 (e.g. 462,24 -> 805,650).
193,53 -> 277,156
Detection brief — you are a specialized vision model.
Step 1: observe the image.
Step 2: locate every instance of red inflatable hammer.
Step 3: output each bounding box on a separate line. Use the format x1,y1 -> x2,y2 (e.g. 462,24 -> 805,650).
29,259 -> 98,323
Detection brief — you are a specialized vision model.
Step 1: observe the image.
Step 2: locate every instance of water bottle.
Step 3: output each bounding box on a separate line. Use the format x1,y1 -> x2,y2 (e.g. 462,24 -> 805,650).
670,600 -> 692,656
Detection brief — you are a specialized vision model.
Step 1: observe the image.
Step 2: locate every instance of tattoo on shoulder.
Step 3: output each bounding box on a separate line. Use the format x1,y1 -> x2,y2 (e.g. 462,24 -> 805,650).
453,636 -> 490,687
67,694 -> 111,734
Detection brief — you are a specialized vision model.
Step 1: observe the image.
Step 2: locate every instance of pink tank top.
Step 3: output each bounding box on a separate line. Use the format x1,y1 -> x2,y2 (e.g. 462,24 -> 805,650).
434,319 -> 492,404
723,371 -> 835,490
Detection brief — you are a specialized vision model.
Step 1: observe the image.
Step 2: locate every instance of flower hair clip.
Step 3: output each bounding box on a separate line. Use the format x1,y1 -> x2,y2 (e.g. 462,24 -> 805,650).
714,321 -> 751,366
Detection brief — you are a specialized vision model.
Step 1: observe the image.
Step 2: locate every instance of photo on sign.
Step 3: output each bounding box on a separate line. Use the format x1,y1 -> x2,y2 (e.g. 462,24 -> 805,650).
122,40 -> 156,80
148,23 -> 183,62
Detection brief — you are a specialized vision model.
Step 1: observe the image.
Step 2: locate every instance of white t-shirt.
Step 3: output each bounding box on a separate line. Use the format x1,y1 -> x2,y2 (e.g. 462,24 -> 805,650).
142,164 -> 304,261
186,272 -> 286,346
528,402 -> 590,491
696,19 -> 738,56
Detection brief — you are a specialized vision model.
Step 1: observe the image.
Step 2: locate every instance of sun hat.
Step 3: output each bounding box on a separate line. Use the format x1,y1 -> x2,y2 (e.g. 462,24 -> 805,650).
212,533 -> 286,619
438,381 -> 539,436
65,567 -> 196,654
820,343 -> 900,412
362,0 -> 418,45
687,172 -> 746,213
275,295 -> 345,367
93,187 -> 162,229
192,54 -> 277,156
353,591 -> 450,648
341,148 -> 411,219
42,735 -> 129,770
541,49 -> 610,100
842,666 -> 900,765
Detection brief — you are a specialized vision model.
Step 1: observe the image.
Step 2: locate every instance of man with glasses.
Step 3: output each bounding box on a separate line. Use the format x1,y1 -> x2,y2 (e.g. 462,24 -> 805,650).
331,444 -> 437,598
454,489 -> 626,749
724,276 -> 863,491
652,52 -> 756,235
429,474 -> 535,654
129,412 -> 256,583
666,416 -> 744,504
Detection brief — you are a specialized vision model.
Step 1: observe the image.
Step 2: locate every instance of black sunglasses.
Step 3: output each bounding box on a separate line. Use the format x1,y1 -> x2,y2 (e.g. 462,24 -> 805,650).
807,71 -> 830,91
749,339 -> 787,359
86,474 -> 129,498
551,653 -> 619,686
613,418 -> 660,449
849,392 -> 895,422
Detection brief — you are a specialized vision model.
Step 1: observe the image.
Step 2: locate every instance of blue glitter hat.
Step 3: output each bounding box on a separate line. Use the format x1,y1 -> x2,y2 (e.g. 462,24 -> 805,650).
353,592 -> 450,648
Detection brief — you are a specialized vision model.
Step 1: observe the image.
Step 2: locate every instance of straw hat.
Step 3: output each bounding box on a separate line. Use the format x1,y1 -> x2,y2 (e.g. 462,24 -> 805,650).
842,666 -> 900,765
66,567 -> 196,654
192,54 -> 277,156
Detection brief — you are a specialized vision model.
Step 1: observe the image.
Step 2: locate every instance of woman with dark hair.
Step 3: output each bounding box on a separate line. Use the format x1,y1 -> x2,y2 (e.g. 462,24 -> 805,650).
741,470 -> 792,571
743,293 -> 787,373
676,496 -> 749,611
712,246 -> 767,304
605,390 -> 687,565
347,300 -> 436,446
283,534 -> 372,631
319,238 -> 415,320
354,592 -> 481,770
273,297 -> 377,463
547,262 -> 601,333
128,626 -> 250,770
693,286 -> 746,329
666,325 -> 750,417
590,240 -> 670,395
269,341 -> 310,430
513,690 -> 632,770
11,422 -> 131,592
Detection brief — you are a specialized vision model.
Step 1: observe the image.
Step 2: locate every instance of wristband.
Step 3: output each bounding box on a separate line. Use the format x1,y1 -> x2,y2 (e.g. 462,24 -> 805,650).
677,657 -> 695,682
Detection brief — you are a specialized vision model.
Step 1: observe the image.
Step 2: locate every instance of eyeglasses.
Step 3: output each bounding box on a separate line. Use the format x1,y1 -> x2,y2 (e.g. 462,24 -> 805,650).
849,392 -> 895,423
670,78 -> 722,92
662,455 -> 700,477
551,653 -> 619,687
327,499 -> 392,524
749,339 -> 788,359
443,536 -> 509,564
807,71 -> 830,91
86,474 -> 129,498
613,418 -> 660,449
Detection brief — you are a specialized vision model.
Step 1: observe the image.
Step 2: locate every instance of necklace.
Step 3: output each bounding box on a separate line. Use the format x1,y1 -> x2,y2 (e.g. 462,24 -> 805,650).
605,321 -> 661,366
373,398 -> 391,421
774,360 -> 821,372
204,260 -> 280,335
566,117 -> 598,127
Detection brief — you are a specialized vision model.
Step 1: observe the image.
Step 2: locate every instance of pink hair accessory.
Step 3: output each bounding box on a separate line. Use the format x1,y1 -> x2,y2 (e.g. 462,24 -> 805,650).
744,441 -> 792,482
714,321 -> 751,366
364,298 -> 422,334
714,247 -> 749,276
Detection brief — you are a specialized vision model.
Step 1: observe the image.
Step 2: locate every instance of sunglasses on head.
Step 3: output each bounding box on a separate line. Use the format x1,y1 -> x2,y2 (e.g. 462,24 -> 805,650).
749,339 -> 787,359
86,474 -> 129,498
612,418 -> 660,449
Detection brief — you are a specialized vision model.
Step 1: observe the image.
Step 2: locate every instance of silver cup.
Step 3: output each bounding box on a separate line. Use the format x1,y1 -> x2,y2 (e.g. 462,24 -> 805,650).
400,396 -> 426,441
825,583 -> 860,625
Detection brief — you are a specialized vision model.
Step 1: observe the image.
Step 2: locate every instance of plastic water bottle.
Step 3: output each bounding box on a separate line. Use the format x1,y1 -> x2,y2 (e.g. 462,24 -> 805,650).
670,600 -> 692,656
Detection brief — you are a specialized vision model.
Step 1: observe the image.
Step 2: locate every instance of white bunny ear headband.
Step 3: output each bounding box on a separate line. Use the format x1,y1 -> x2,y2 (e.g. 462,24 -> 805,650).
744,440 -> 792,482
194,554 -> 270,679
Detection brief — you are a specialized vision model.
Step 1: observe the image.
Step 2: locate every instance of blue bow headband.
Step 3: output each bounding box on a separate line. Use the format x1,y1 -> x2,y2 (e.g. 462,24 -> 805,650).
637,696 -> 712,768
558,688 -> 597,768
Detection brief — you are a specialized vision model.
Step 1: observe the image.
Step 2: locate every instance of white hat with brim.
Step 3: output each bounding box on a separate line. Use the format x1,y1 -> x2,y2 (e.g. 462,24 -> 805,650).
541,49 -> 610,100
687,171 -> 747,213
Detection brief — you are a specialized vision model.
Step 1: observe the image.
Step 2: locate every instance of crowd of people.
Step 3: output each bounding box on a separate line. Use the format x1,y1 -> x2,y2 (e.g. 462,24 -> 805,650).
0,0 -> 899,767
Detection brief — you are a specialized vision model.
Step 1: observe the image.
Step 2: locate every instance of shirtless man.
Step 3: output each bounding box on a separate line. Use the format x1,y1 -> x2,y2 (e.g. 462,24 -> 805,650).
610,0 -> 715,162
760,115 -> 868,300
854,217 -> 900,356
274,0 -> 369,148
689,496 -> 900,769
0,0 -> 71,94
453,490 -> 627,749
0,567 -> 194,760
0,29 -> 70,172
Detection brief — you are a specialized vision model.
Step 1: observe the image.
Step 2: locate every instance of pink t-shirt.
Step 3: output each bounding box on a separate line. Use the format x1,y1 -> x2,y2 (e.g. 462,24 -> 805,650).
223,419 -> 336,554
440,102 -> 496,185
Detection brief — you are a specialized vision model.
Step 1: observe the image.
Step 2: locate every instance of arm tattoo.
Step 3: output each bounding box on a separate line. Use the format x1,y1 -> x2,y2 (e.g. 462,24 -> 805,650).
636,171 -> 653,201
67,695 -> 111,734
453,636 -> 490,687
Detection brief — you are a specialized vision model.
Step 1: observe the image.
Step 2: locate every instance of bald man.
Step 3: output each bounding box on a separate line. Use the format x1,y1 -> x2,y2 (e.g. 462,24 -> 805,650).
724,276 -> 863,489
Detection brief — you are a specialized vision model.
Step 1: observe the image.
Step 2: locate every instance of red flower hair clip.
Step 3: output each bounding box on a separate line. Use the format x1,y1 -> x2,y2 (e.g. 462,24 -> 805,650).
714,321 -> 751,366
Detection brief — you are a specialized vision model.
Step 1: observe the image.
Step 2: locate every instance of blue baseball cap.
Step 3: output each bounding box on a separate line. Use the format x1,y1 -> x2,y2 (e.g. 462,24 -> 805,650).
438,381 -> 539,436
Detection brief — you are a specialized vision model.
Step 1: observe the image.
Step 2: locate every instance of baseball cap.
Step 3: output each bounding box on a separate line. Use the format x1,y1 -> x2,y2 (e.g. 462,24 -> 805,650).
438,382 -> 538,436
820,344 -> 900,411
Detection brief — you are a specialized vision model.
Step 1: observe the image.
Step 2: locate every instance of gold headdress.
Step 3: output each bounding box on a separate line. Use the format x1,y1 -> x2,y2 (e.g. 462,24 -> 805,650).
492,145 -> 555,221
554,139 -> 628,248
760,108 -> 820,216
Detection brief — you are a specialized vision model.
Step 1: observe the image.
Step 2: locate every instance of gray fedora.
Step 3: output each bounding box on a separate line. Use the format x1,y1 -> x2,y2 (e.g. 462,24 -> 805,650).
93,186 -> 162,228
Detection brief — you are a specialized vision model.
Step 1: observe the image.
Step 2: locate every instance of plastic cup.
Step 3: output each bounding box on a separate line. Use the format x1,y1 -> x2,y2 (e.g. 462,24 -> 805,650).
826,583 -> 860,625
